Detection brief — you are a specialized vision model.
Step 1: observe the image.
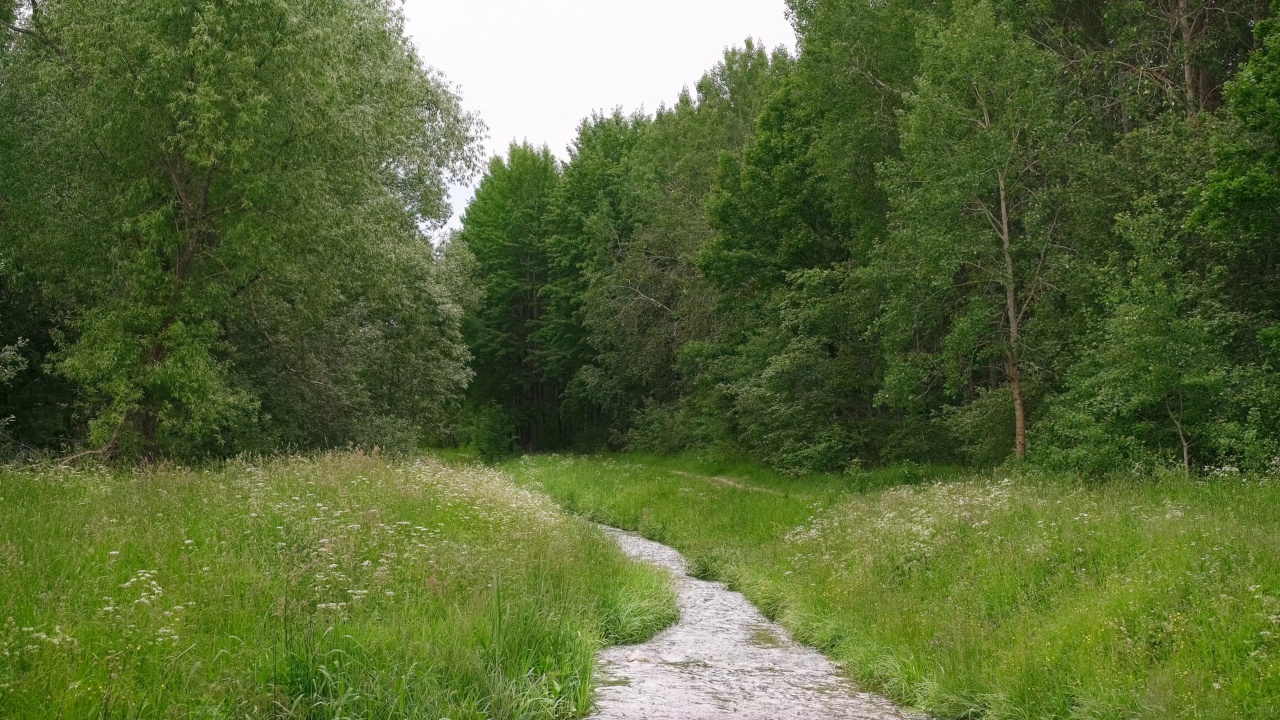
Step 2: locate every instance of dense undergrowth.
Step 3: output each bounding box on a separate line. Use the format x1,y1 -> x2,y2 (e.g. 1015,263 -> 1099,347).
508,454 -> 1280,719
0,452 -> 675,719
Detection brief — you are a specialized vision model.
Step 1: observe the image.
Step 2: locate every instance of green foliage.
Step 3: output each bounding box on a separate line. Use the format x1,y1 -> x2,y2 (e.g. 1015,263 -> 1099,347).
0,453 -> 675,718
1038,200 -> 1280,472
536,110 -> 648,422
702,79 -> 843,297
1197,5 -> 1280,322
877,0 -> 1078,457
455,44 -> 793,454
8,0 -> 1280,476
455,0 -> 1278,474
0,340 -> 26,448
571,42 -> 791,445
1,0 -> 479,458
454,143 -> 563,451
463,402 -> 518,463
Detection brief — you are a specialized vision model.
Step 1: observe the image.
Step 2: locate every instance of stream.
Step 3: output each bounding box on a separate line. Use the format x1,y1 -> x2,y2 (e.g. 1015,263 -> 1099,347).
590,525 -> 921,719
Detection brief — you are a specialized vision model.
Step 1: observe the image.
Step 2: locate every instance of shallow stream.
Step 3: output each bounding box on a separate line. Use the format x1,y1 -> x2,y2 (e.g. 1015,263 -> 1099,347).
590,525 -> 920,719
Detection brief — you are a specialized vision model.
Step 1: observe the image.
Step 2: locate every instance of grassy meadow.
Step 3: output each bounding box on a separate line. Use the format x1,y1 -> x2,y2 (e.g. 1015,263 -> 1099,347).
0,452 -> 676,719
508,454 -> 1280,720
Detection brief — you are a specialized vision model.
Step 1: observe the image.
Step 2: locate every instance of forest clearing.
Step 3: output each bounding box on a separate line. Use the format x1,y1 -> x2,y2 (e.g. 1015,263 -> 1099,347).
8,452 -> 1276,718
6,0 -> 1280,717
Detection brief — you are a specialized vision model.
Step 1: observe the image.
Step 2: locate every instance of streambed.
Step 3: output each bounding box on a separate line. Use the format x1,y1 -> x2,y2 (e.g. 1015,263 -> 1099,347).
591,525 -> 920,719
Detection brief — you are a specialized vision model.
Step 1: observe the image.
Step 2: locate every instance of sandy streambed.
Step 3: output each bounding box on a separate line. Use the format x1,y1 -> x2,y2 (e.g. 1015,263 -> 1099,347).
591,525 -> 919,720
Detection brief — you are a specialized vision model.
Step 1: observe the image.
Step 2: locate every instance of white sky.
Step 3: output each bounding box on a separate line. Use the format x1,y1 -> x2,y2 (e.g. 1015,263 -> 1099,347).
400,0 -> 796,227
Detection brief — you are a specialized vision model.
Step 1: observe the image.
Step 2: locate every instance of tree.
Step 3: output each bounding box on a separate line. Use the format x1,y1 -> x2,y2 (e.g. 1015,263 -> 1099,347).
877,0 -> 1079,459
573,41 -> 790,444
533,111 -> 648,447
1197,3 -> 1280,322
1039,202 -> 1240,472
454,143 -> 562,452
2,0 -> 479,457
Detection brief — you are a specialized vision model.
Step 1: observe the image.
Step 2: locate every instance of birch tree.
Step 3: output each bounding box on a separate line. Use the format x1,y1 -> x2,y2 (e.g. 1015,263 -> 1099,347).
877,0 -> 1076,458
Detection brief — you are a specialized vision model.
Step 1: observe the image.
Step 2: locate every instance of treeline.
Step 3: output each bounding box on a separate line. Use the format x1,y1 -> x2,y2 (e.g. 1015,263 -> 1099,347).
0,0 -> 480,458
455,0 -> 1280,474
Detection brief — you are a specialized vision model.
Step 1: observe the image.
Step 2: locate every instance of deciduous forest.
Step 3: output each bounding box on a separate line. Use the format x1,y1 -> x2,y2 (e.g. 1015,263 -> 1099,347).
455,0 -> 1280,476
1,0 -> 481,459
3,0 -> 1280,476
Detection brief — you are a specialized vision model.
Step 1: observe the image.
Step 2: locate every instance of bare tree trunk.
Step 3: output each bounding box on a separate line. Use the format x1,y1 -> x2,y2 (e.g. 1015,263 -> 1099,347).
997,170 -> 1027,459
1008,358 -> 1027,459
1166,397 -> 1192,473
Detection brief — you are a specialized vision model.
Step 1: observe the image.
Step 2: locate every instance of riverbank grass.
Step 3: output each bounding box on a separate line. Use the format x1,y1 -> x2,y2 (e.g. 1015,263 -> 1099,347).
0,452 -> 676,719
508,454 -> 1280,720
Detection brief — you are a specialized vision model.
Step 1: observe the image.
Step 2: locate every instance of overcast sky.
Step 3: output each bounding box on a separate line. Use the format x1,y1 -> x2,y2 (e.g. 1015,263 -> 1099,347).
400,1 -> 796,227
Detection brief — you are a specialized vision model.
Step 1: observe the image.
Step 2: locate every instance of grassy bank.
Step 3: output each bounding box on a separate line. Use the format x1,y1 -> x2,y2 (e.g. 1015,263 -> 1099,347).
0,452 -> 675,719
507,454 -> 1280,719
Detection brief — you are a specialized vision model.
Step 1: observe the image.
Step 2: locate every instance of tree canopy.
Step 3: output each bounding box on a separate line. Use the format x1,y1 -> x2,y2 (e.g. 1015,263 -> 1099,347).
453,0 -> 1280,475
1,0 -> 479,457
7,0 -> 1280,474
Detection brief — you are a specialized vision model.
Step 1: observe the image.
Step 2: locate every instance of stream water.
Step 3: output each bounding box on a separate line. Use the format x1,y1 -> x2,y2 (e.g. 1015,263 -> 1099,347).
590,525 -> 921,719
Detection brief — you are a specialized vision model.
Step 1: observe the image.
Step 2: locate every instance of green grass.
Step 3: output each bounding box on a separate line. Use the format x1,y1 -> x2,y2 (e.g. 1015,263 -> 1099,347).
0,451 -> 676,719
506,453 -> 1280,719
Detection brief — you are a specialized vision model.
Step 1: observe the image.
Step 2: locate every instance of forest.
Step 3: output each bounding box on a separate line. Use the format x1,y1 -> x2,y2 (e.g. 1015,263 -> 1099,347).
453,0 -> 1280,476
2,0 -> 1279,476
1,0 -> 482,459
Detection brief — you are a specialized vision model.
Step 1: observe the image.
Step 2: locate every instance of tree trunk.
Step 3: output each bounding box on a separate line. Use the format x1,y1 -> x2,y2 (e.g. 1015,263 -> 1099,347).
1166,397 -> 1192,473
1177,0 -> 1202,117
997,170 -> 1027,459
1008,357 -> 1027,460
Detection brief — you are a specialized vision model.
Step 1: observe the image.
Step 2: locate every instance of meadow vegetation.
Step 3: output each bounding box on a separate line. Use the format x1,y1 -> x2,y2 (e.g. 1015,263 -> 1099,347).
0,452 -> 675,719
510,454 -> 1280,719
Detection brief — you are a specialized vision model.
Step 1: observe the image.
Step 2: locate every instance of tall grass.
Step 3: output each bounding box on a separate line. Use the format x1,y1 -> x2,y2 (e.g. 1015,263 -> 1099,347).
0,452 -> 675,718
508,454 -> 1280,719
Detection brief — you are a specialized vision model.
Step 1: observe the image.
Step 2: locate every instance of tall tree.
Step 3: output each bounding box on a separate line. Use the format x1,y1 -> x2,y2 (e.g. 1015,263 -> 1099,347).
1198,2 -> 1280,321
533,111 -> 648,446
455,143 -> 562,453
573,41 -> 791,443
2,0 -> 479,457
877,0 -> 1080,458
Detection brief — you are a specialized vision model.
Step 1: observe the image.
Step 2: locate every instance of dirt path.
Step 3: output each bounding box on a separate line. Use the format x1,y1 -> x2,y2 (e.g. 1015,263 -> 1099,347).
590,525 -> 919,720
666,469 -> 785,496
